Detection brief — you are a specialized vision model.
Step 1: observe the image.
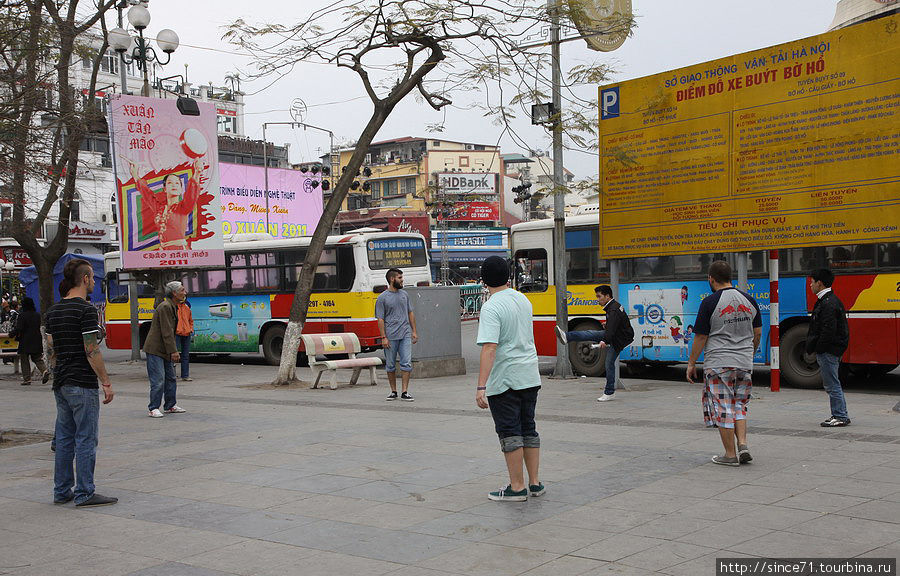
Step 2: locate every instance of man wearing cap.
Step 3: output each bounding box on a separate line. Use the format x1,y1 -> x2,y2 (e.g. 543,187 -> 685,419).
476,256 -> 544,502
144,281 -> 188,418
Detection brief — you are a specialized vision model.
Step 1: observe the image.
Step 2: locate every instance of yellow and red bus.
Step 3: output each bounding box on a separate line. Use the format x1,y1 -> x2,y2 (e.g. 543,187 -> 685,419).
511,216 -> 900,387
103,230 -> 432,364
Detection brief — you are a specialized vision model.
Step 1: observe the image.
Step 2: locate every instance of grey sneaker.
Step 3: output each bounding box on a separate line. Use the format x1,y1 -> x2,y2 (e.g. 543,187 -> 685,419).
555,325 -> 567,345
711,455 -> 740,467
738,444 -> 752,464
75,493 -> 118,507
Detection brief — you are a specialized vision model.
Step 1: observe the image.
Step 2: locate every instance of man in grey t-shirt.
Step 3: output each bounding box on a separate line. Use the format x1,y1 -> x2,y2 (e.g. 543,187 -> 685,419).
375,268 -> 418,401
687,260 -> 761,467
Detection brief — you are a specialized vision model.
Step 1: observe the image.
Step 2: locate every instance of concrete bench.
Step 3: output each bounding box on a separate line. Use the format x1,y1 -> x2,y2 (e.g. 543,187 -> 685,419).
300,332 -> 381,390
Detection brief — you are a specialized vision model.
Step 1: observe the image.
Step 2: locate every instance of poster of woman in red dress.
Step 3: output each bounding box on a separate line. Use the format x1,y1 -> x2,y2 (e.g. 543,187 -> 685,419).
127,157 -> 206,250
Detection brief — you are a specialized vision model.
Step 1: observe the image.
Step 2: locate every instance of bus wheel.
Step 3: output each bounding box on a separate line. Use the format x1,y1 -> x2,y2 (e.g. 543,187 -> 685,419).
261,325 -> 285,366
780,325 -> 823,389
568,323 -> 606,377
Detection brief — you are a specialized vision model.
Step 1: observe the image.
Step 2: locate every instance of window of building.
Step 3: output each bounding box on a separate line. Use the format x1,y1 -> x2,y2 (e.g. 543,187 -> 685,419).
217,115 -> 237,134
384,180 -> 398,196
403,177 -> 416,195
432,140 -> 441,146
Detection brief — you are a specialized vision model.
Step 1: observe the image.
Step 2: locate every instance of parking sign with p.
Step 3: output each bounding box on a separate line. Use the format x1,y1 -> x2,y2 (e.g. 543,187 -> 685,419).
601,87 -> 619,119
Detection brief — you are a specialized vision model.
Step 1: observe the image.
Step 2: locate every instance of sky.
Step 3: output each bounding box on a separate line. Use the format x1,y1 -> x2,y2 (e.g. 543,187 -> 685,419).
137,0 -> 838,179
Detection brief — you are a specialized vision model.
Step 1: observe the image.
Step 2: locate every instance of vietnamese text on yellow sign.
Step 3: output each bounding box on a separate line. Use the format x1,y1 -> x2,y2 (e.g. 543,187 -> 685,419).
597,15 -> 900,258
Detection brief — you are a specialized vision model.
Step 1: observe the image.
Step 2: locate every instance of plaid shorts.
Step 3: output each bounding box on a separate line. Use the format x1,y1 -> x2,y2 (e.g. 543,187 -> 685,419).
702,368 -> 752,429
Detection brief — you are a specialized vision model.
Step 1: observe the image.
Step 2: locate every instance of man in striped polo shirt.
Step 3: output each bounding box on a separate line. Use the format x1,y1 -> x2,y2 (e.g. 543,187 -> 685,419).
45,259 -> 117,507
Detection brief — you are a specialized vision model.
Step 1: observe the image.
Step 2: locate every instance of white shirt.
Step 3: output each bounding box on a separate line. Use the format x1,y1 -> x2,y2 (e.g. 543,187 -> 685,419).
816,287 -> 832,300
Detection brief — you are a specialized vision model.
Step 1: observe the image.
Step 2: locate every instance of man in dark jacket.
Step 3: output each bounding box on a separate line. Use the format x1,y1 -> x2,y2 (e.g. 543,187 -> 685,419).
555,284 -> 634,402
144,281 -> 188,418
15,297 -> 49,385
806,268 -> 851,427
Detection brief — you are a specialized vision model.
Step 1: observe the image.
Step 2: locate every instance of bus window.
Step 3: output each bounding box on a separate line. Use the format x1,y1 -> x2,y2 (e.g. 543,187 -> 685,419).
880,242 -> 900,268
106,273 -> 128,303
367,238 -> 428,269
514,249 -> 548,293
747,251 -> 768,273
178,270 -> 203,294
206,269 -> 229,293
827,245 -> 874,270
632,256 -> 674,279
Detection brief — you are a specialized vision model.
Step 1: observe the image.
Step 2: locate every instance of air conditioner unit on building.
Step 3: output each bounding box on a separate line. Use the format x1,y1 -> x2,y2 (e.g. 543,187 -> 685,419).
465,144 -> 474,150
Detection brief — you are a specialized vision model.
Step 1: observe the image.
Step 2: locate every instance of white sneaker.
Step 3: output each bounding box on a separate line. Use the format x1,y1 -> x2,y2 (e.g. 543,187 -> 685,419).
148,409 -> 165,418
597,393 -> 615,402
165,405 -> 186,414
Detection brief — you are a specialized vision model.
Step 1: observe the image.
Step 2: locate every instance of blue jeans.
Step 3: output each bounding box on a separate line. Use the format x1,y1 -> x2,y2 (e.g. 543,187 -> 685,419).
147,353 -> 177,411
817,352 -> 849,420
384,336 -> 412,372
175,334 -> 191,378
567,330 -> 619,395
488,386 -> 541,452
54,386 -> 100,504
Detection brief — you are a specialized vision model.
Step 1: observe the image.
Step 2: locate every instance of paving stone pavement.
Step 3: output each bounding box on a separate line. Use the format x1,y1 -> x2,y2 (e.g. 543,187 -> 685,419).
1,345 -> 899,575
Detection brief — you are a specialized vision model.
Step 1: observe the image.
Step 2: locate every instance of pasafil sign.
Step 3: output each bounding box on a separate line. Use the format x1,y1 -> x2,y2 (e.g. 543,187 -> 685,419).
219,163 -> 324,238
438,172 -> 497,195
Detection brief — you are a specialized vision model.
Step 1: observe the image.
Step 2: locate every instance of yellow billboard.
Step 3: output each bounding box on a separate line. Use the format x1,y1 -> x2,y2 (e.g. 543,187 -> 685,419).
598,15 -> 900,258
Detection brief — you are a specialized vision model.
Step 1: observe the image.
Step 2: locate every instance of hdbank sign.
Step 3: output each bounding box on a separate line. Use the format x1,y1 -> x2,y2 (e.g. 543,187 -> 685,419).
437,172 -> 497,195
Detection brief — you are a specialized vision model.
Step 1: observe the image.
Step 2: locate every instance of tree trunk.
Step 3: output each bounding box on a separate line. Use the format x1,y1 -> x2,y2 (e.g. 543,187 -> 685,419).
34,256 -> 54,315
271,105 -> 393,385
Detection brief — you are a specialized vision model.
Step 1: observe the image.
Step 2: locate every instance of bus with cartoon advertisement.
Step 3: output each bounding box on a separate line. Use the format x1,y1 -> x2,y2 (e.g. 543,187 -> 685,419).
103,230 -> 432,364
510,216 -> 900,387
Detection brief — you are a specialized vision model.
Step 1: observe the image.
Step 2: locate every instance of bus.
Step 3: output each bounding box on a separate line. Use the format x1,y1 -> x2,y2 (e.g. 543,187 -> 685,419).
103,230 -> 432,364
510,215 -> 900,387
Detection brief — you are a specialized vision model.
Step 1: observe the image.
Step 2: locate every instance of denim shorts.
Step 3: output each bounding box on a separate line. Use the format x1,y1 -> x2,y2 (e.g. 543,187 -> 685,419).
384,336 -> 412,372
487,386 -> 541,452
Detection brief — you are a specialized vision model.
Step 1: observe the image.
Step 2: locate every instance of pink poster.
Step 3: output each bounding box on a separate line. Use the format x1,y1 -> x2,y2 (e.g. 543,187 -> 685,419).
219,163 -> 324,238
109,94 -> 225,270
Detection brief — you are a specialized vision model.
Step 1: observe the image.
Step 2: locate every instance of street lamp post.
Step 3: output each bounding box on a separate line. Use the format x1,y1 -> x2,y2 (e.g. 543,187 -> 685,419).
107,1 -> 180,359
107,1 -> 180,98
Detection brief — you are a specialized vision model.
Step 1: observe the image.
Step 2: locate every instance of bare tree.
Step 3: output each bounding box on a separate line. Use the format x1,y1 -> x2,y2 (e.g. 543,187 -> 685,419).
225,0 -> 631,384
1,0 -> 116,312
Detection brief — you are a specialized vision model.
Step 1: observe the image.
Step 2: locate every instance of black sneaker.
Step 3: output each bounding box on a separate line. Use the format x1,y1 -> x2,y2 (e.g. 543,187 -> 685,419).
738,444 -> 752,464
529,483 -> 546,497
53,493 -> 74,505
75,493 -> 118,507
821,417 -> 850,427
386,391 -> 398,401
400,392 -> 414,402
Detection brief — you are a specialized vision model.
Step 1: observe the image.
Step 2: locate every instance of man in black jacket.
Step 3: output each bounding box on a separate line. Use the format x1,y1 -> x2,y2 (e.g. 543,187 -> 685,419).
555,285 -> 634,402
806,268 -> 851,427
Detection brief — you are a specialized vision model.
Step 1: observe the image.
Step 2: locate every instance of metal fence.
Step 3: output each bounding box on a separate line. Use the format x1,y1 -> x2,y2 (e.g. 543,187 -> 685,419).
459,284 -> 489,320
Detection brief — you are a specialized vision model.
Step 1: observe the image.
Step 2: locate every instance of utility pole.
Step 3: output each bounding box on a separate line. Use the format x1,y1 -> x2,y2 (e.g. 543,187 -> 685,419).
550,0 -> 574,378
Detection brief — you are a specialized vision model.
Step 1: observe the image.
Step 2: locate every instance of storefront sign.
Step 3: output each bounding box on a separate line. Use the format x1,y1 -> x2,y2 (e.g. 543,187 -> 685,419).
69,221 -> 111,243
1,248 -> 31,267
437,172 -> 497,195
219,162 -> 323,239
433,231 -> 505,247
439,202 -> 500,221
109,94 -> 225,270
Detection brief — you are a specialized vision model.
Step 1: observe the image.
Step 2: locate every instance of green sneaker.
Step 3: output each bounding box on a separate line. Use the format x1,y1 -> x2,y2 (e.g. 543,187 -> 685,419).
529,483 -> 546,497
488,485 -> 528,502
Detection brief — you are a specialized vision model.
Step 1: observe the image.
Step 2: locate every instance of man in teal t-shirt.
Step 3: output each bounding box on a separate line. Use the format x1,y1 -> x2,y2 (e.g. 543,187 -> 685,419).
476,256 -> 543,502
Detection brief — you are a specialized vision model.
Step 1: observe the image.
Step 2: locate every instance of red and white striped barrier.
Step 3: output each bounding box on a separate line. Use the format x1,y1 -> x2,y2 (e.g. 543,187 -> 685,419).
769,249 -> 780,392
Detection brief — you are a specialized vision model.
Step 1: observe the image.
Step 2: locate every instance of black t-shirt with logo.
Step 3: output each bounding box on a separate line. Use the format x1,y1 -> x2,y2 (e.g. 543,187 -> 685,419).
45,298 -> 100,389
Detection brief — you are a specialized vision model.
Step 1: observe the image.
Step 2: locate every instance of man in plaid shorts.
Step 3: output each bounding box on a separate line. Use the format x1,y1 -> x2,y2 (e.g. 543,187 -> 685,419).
687,261 -> 761,466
